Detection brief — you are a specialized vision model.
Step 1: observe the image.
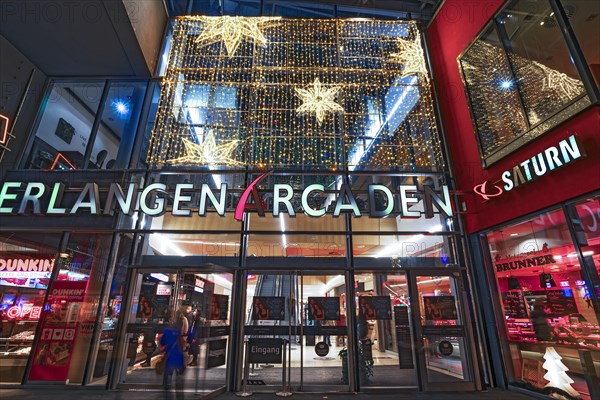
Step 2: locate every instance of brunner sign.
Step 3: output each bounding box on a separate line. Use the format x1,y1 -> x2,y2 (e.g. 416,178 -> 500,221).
473,134 -> 583,201
0,175 -> 452,219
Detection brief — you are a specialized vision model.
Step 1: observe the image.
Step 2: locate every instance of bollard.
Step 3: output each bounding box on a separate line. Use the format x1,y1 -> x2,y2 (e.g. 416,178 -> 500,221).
236,340 -> 253,397
276,340 -> 292,397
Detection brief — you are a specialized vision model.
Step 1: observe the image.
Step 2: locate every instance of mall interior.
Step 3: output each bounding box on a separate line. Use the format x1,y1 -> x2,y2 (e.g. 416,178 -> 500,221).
0,0 -> 598,399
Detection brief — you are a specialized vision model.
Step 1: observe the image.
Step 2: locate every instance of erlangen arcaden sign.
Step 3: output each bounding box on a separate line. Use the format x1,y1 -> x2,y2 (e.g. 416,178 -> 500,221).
0,174 -> 452,220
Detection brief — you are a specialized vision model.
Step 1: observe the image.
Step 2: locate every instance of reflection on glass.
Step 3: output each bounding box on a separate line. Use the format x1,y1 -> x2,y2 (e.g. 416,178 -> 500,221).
499,0 -> 585,125
354,272 -> 417,387
558,0 -> 600,87
416,275 -> 470,383
0,234 -> 60,383
88,82 -> 147,169
243,273 -> 347,389
26,81 -> 104,169
459,0 -> 589,162
460,27 -> 528,157
120,270 -> 232,394
487,208 -> 599,399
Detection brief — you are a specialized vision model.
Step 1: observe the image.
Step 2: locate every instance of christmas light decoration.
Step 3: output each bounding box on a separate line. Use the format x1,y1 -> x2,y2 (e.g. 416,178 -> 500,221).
295,78 -> 343,126
542,347 -> 579,398
460,39 -> 586,159
194,16 -> 281,56
390,30 -> 429,82
147,18 -> 444,171
168,130 -> 243,166
541,66 -> 585,99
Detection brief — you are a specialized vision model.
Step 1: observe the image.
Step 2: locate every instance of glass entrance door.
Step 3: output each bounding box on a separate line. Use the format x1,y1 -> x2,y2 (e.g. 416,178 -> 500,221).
409,270 -> 476,391
114,268 -> 233,396
242,271 -> 349,392
354,271 -> 418,389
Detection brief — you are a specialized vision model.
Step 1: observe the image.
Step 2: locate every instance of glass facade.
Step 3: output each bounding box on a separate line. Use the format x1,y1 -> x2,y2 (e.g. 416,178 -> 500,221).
0,233 -> 62,383
458,0 -> 598,166
0,15 -> 476,395
146,18 -> 443,172
23,80 -> 148,170
482,194 -> 600,400
3,4 -> 596,398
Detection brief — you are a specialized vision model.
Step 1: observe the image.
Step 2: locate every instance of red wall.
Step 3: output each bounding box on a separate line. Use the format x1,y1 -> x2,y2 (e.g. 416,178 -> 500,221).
427,0 -> 600,234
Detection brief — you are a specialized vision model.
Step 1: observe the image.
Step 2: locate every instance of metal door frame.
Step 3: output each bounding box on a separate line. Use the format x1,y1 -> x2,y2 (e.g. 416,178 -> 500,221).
109,262 -> 235,398
406,268 -> 478,392
240,269 -> 354,394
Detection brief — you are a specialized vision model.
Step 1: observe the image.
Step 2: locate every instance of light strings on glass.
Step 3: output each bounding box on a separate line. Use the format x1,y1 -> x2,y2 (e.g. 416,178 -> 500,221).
147,17 -> 444,171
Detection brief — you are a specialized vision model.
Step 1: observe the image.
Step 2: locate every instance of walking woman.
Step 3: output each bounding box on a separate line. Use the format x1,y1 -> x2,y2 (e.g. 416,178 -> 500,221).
161,310 -> 185,391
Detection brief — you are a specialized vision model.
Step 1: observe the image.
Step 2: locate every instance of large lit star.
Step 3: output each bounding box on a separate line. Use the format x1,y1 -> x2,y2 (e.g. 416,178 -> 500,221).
295,78 -> 343,126
389,31 -> 429,82
195,16 -> 281,56
168,130 -> 243,166
541,66 -> 584,99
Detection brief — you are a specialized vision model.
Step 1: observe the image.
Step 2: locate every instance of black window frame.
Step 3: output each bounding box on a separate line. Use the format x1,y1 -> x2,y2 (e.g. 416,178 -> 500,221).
19,77 -> 151,171
457,0 -> 600,168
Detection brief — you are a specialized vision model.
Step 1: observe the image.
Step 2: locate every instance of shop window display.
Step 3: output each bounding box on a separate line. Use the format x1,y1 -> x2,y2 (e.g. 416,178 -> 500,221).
486,208 -> 599,400
0,233 -> 62,383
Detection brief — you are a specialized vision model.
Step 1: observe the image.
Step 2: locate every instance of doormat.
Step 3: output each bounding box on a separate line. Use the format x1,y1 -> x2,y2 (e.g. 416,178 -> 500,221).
242,379 -> 266,385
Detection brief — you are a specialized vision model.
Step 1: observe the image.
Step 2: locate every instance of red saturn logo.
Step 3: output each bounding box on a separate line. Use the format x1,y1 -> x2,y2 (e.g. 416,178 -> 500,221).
473,180 -> 503,201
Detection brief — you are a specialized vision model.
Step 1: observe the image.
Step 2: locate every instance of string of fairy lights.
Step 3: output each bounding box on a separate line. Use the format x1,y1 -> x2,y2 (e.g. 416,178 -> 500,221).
147,17 -> 445,170
460,40 -> 585,158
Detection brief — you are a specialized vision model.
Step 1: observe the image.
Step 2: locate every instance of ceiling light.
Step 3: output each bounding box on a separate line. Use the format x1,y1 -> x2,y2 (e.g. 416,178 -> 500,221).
500,80 -> 513,90
112,99 -> 130,116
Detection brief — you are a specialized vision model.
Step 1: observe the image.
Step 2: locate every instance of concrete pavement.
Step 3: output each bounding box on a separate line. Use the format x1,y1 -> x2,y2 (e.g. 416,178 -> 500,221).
0,387 -> 536,400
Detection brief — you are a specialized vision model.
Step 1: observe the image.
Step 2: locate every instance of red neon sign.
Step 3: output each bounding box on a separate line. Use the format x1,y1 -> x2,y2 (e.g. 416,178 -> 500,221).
7,305 -> 42,320
0,114 -> 9,145
473,180 -> 503,201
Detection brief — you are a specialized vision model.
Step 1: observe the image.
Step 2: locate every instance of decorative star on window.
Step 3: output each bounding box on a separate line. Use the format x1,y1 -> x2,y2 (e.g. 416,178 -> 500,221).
168,130 -> 244,166
295,78 -> 343,126
389,31 -> 429,82
195,16 -> 281,56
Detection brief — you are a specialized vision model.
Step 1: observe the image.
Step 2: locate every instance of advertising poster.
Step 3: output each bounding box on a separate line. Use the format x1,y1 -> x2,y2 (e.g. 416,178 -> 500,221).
393,306 -> 414,369
28,280 -> 87,381
0,256 -> 55,289
423,296 -> 457,321
359,296 -> 392,320
137,280 -> 157,319
307,297 -> 340,321
206,339 -> 227,369
252,296 -> 285,320
137,278 -> 172,321
209,294 -> 229,320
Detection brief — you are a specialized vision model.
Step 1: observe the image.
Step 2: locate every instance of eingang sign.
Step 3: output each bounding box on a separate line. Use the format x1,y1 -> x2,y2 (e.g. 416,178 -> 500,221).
0,176 -> 453,219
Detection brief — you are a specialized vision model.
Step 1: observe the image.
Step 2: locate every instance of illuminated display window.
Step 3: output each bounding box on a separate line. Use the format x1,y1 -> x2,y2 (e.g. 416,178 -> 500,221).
458,0 -> 598,167
147,18 -> 444,172
484,202 -> 600,399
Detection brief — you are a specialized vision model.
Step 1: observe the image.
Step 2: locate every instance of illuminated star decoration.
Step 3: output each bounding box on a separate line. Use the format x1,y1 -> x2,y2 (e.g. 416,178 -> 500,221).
390,31 -> 429,82
195,16 -> 281,56
168,130 -> 244,166
539,64 -> 585,99
295,78 -> 343,126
